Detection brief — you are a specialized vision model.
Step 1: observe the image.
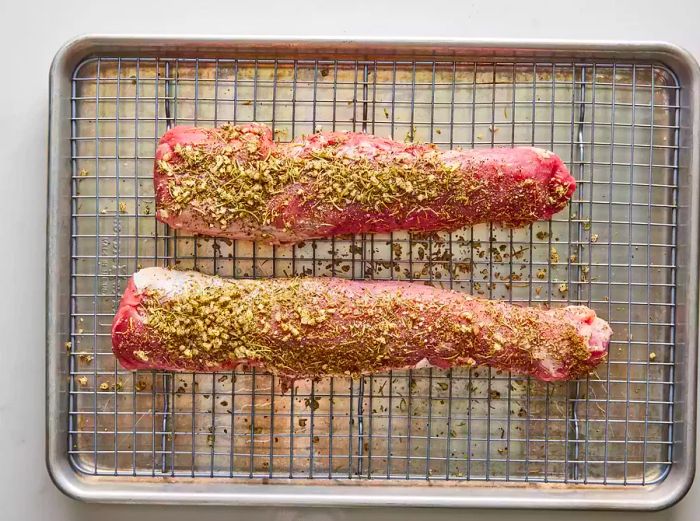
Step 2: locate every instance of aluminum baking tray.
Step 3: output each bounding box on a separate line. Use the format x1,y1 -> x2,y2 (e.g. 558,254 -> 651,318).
47,36 -> 700,509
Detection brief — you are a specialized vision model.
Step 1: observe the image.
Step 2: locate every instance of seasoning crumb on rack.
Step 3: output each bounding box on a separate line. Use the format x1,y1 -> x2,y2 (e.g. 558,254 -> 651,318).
119,201 -> 128,214
649,352 -> 657,361
383,108 -> 390,119
78,169 -> 89,177
77,376 -> 88,386
591,233 -> 599,243
536,268 -> 547,279
99,382 -> 109,391
79,353 -> 93,364
558,283 -> 568,295
135,380 -> 148,392
65,341 -> 72,352
404,126 -> 417,142
550,247 -> 560,263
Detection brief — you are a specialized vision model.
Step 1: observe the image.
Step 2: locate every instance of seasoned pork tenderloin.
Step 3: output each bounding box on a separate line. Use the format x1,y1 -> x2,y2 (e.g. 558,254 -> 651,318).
154,124 -> 576,244
112,268 -> 610,381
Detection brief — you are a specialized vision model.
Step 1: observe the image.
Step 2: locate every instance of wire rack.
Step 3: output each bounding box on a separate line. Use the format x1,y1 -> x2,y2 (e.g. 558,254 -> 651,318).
68,55 -> 679,486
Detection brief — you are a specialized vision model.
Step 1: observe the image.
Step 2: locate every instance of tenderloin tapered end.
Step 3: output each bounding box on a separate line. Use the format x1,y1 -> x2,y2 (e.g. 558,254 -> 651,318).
527,147 -> 577,219
111,276 -> 148,371
510,304 -> 611,382
564,305 -> 612,361
539,306 -> 611,381
112,268 -> 234,372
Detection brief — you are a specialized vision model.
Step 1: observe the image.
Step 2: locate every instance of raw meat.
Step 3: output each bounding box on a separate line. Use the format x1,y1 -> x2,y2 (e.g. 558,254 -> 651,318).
112,268 -> 611,382
154,124 -> 576,244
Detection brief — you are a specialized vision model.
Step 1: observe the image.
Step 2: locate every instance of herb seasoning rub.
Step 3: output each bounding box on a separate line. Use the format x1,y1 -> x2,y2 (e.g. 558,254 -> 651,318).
113,268 -> 611,381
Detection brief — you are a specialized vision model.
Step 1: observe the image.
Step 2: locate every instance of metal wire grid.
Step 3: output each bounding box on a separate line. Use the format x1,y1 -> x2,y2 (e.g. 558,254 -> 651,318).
68,55 -> 679,486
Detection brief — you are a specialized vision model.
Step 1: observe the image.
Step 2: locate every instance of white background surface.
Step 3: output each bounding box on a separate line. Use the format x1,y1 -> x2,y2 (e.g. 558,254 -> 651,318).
1,0 -> 699,519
